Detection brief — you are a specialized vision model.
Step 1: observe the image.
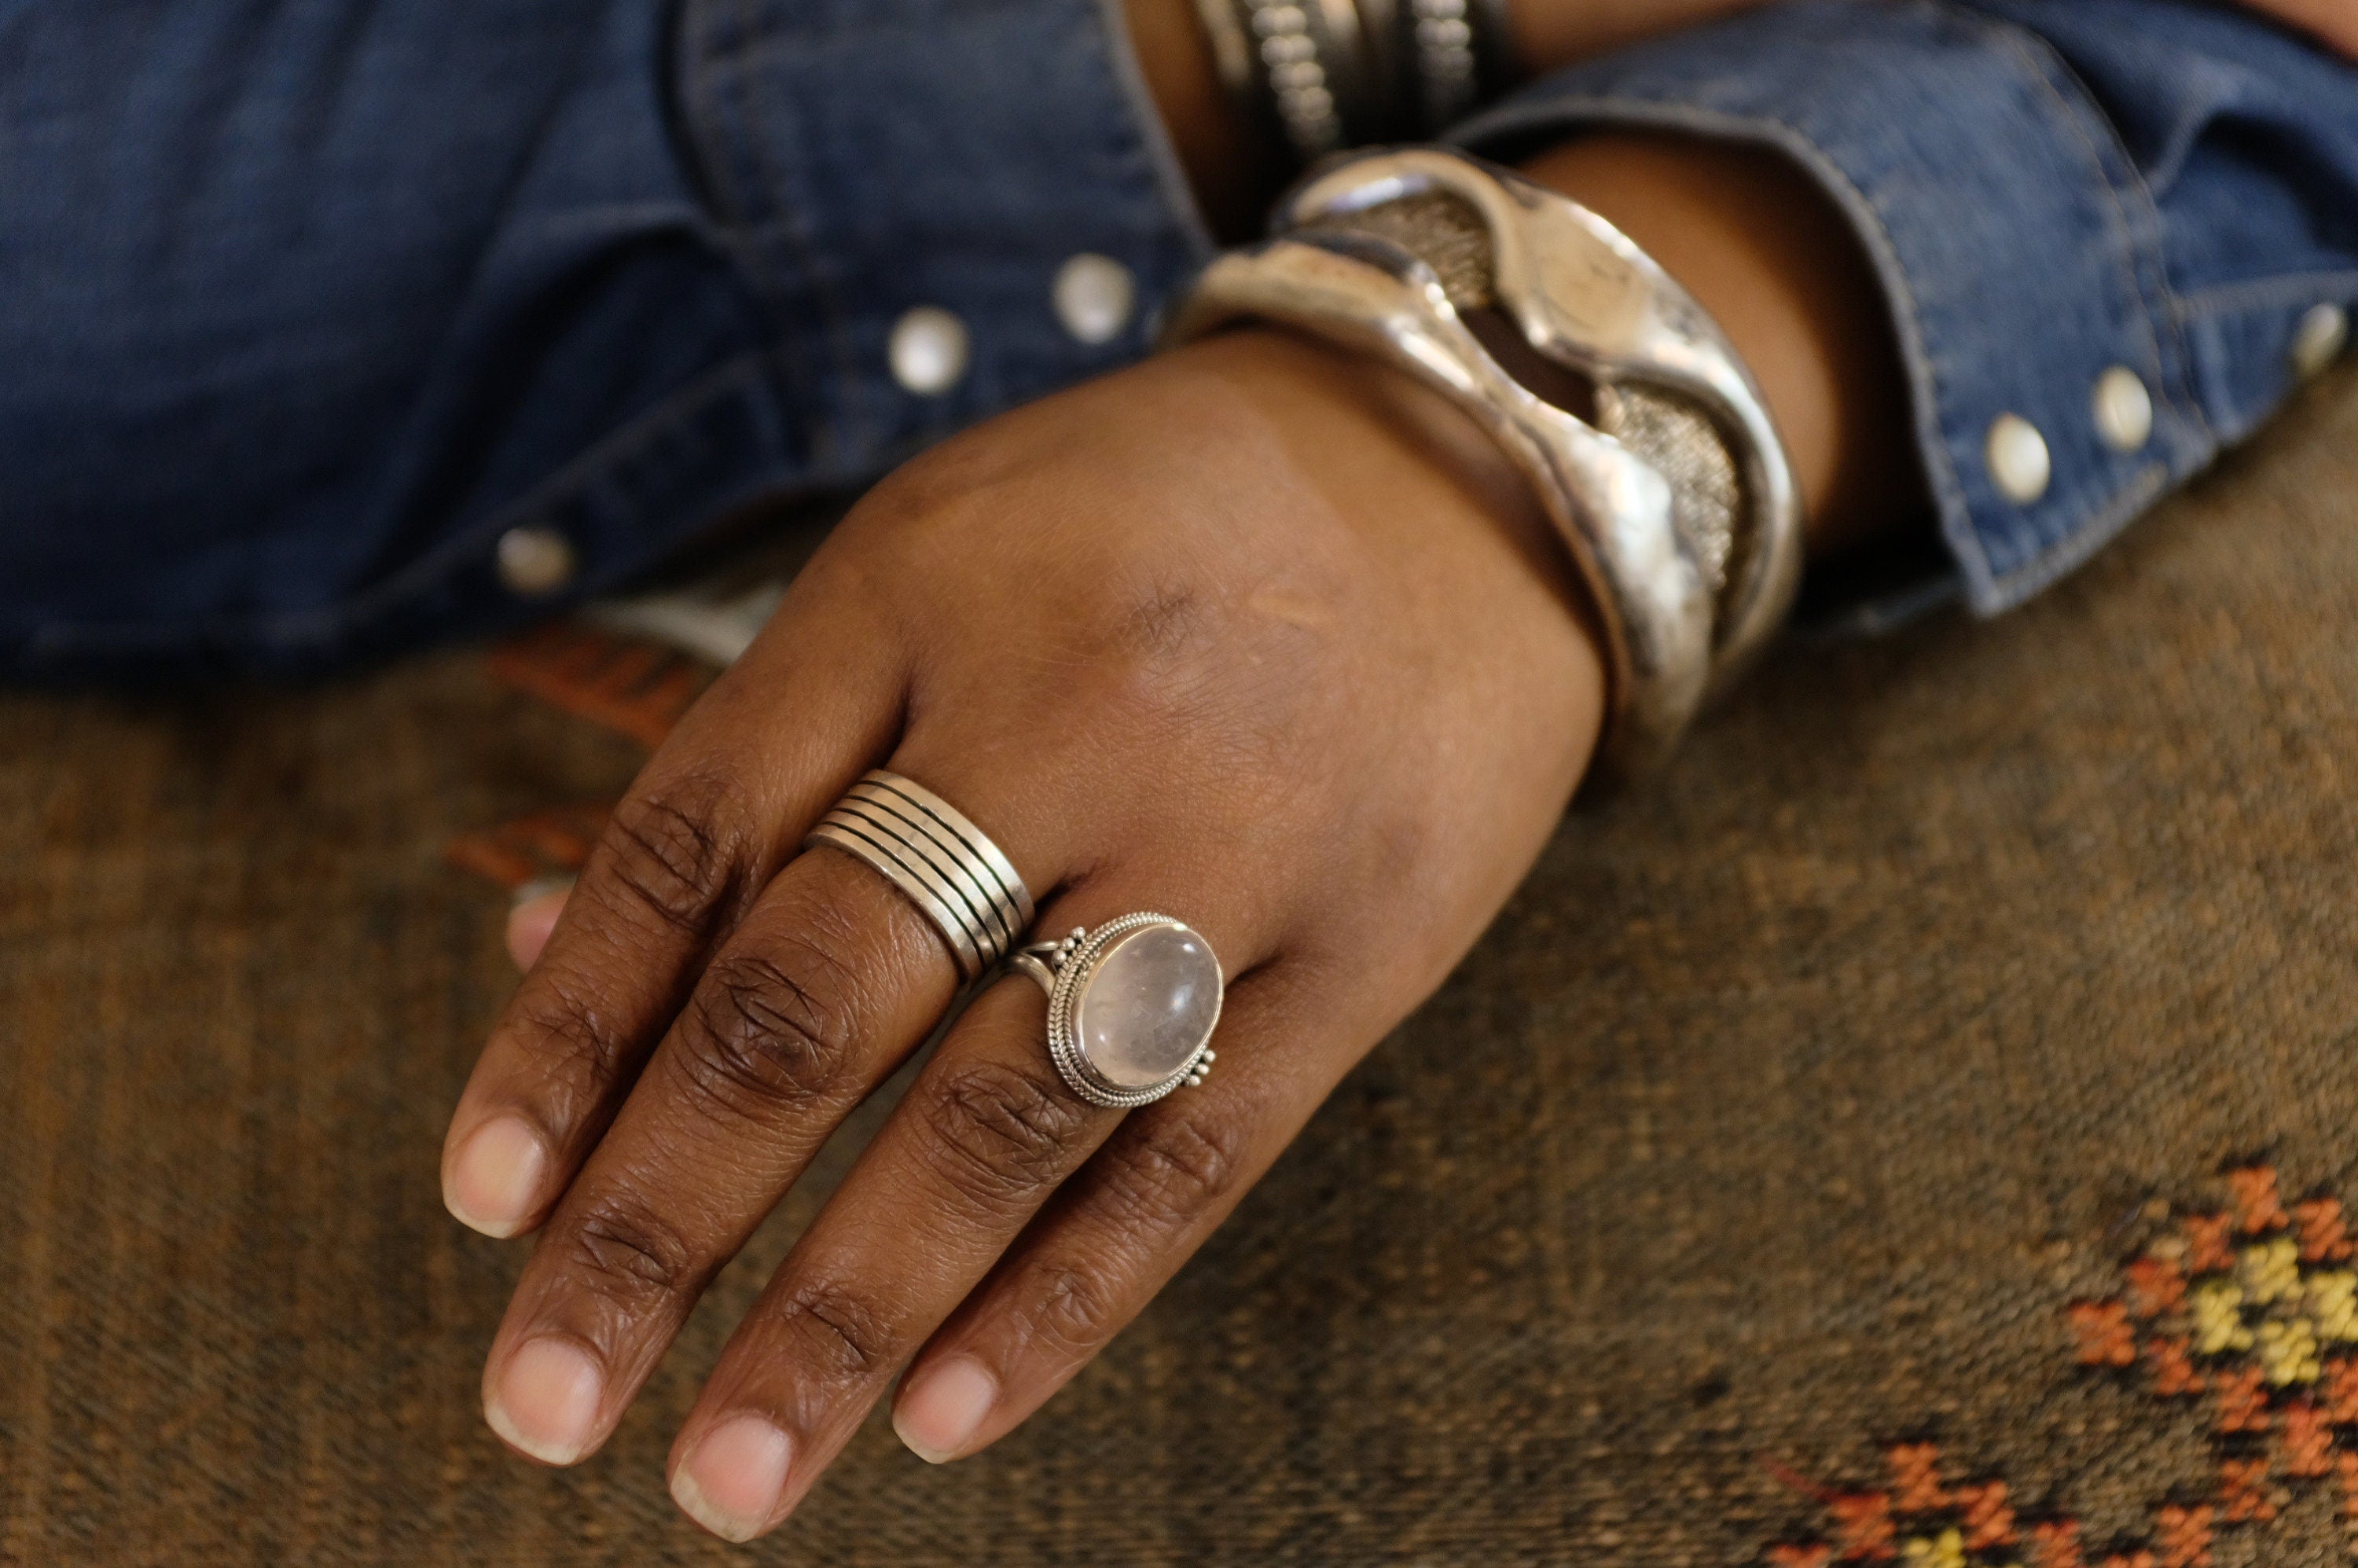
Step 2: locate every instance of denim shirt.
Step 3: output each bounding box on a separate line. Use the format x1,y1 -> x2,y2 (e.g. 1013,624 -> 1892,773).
0,0 -> 2351,674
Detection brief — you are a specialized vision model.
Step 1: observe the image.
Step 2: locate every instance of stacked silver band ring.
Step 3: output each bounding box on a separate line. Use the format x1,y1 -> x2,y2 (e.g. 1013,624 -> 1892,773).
806,770 -> 1222,1110
804,770 -> 1035,983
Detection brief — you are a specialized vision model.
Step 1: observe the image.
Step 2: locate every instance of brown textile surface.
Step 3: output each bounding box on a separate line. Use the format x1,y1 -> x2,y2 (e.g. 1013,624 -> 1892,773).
6,373 -> 2358,1566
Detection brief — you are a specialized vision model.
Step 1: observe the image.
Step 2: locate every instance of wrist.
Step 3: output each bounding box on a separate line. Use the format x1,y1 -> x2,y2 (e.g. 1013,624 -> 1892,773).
1517,134 -> 1925,557
1163,325 -> 1608,777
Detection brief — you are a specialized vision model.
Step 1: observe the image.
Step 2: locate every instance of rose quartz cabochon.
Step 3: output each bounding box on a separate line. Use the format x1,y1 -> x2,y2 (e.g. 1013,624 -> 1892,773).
1072,925 -> 1221,1089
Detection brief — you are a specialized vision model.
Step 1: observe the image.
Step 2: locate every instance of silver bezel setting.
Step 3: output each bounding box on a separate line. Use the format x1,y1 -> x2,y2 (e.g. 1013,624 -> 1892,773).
1039,914 -> 1223,1110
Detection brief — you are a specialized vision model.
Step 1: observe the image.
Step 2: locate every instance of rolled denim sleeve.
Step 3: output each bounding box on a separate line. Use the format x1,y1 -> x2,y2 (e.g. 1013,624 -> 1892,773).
1455,0 -> 2358,621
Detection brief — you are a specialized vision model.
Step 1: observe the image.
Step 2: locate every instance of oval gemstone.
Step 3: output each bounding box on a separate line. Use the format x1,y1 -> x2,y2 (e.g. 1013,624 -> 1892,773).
1072,924 -> 1222,1091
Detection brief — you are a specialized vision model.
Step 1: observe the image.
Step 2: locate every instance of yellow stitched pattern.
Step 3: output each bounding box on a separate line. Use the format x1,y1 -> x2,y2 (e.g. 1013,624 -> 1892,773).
2308,1270 -> 2358,1341
2191,1279 -> 2254,1356
2239,1235 -> 2301,1305
2257,1316 -> 2323,1386
1901,1528 -> 1968,1568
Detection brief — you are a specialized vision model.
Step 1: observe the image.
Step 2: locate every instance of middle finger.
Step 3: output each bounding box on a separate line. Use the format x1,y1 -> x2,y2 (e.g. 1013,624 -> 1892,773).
477,777 -> 1068,1467
664,867 -> 1276,1540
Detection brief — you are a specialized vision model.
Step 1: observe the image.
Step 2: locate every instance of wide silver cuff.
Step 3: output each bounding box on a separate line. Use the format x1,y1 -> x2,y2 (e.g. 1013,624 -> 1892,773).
1164,148 -> 1803,781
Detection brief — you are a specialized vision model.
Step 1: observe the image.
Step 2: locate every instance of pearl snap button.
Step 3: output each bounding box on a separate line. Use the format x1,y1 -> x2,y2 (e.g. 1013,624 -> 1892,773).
1052,253 -> 1137,345
888,307 -> 970,395
2092,366 -> 2154,454
1985,413 -> 2052,505
495,526 -> 577,597
2293,303 -> 2349,381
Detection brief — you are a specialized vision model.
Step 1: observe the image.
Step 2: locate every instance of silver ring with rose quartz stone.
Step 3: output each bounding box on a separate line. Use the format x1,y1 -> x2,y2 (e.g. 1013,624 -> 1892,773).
1008,914 -> 1221,1108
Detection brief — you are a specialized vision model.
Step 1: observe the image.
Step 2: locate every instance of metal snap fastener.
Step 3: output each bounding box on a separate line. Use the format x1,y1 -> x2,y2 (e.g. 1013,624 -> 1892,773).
2293,303 -> 2349,381
1985,413 -> 2052,505
495,526 -> 577,597
1052,254 -> 1137,345
888,307 -> 970,395
2092,366 -> 2154,454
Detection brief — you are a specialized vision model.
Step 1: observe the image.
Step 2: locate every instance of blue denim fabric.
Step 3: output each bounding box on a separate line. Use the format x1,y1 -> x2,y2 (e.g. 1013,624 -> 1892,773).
0,0 -> 2350,673
0,0 -> 1207,674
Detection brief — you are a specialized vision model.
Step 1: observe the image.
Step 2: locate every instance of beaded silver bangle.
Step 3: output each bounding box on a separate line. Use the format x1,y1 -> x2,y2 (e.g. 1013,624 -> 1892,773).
1191,0 -> 1519,167
1405,0 -> 1478,131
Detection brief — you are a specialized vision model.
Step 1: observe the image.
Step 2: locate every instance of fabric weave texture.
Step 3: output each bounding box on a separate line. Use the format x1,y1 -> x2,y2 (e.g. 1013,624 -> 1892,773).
5,374 -> 2356,1564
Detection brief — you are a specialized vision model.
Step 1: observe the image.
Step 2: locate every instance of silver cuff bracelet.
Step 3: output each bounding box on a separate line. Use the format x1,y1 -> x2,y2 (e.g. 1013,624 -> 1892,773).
1164,148 -> 1803,781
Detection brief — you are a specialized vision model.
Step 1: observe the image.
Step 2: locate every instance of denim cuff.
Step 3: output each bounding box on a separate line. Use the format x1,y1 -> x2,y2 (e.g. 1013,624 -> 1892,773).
1455,0 -> 2242,619
683,0 -> 1212,465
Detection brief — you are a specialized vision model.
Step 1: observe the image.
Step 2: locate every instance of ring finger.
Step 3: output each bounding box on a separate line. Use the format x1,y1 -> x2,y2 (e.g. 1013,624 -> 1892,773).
474,767 -> 1075,1467
661,868 -> 1280,1540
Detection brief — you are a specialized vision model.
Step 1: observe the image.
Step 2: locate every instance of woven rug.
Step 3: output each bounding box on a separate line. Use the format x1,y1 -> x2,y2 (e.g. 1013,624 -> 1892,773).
5,371 -> 2358,1566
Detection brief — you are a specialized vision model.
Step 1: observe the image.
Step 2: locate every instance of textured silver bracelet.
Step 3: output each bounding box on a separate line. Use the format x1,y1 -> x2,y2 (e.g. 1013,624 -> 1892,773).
1165,149 -> 1803,780
1197,0 -> 1393,165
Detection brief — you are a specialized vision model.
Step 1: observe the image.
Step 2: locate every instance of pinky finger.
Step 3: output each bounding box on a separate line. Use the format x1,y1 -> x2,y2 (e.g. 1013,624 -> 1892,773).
888,968 -> 1349,1463
505,881 -> 574,971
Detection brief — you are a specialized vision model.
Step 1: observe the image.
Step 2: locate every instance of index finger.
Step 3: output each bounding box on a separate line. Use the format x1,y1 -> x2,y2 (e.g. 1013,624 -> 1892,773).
440,582 -> 906,1238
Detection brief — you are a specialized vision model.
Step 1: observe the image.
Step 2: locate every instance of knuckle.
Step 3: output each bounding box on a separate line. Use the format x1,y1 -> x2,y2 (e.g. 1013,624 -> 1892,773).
672,940 -> 863,1122
765,1279 -> 897,1381
1088,1112 -> 1244,1236
506,972 -> 634,1099
916,1059 -> 1095,1212
1108,582 -> 1214,667
1012,1261 -> 1124,1358
1078,586 -> 1222,719
563,1194 -> 700,1309
598,773 -> 745,937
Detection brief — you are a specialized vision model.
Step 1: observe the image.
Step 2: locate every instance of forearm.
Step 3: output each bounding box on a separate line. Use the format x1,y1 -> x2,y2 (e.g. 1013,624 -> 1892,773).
1131,0 -> 2358,237
1128,0 -> 2358,604
1516,135 -> 1924,556
1129,0 -> 1928,560
1125,0 -> 1788,237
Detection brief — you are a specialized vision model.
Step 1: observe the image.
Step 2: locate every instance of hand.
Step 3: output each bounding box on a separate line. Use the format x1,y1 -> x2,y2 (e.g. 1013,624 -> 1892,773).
442,328 -> 1603,1539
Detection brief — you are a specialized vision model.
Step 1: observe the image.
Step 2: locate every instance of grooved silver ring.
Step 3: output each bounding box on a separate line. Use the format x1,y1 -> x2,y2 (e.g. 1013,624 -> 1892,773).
803,770 -> 1034,984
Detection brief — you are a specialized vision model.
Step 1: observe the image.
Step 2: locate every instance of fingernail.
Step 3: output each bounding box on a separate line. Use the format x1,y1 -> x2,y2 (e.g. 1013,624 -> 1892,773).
486,1338 -> 605,1465
505,882 -> 572,971
445,1116 -> 547,1238
673,1415 -> 795,1542
894,1357 -> 997,1463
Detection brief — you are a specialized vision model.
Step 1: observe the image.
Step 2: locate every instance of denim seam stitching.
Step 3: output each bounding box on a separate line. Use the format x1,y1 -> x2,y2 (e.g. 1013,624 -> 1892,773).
1971,460 -> 2175,613
18,345 -> 802,653
1981,13 -> 2217,455
688,0 -> 852,467
676,2 -> 833,459
1093,0 -> 1218,263
734,0 -> 858,450
2173,271 -> 2358,318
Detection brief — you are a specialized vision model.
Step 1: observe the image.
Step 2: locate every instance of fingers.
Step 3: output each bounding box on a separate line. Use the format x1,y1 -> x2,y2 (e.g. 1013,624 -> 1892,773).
663,979 -> 1104,1539
477,846 -> 960,1466
660,886 -> 1278,1542
475,746 -> 1085,1471
890,971 -> 1335,1465
443,588 -> 905,1240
